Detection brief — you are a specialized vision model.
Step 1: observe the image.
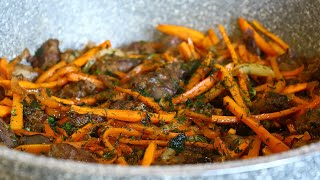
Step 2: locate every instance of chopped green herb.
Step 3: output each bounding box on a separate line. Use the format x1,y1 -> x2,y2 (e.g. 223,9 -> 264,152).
168,133 -> 187,153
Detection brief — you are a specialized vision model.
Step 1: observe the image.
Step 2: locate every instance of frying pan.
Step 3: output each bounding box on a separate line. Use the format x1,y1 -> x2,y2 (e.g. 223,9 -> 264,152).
1,0 -> 320,179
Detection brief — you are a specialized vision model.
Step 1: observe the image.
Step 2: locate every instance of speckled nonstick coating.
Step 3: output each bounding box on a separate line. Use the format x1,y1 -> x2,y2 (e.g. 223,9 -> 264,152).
0,0 -> 320,179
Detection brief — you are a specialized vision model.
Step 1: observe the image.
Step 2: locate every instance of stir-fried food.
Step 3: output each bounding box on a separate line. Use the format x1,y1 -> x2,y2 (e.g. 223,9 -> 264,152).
0,17 -> 319,165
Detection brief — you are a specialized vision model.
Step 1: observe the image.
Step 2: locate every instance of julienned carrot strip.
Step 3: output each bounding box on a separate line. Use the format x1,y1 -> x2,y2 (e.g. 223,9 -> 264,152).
141,141 -> 157,166
267,57 -> 286,92
72,40 -> 111,67
172,72 -> 218,104
281,65 -> 304,77
213,137 -> 230,155
201,127 -> 220,139
18,78 -> 68,89
71,105 -> 176,123
0,97 -> 13,107
67,72 -> 104,89
237,71 -> 251,105
0,57 -> 8,79
36,61 -> 67,83
183,109 -> 212,121
254,83 -> 268,92
157,24 -> 205,45
208,28 -> 219,45
114,86 -> 162,113
0,80 -> 11,89
191,119 -> 220,139
51,96 -> 76,105
218,25 -> 238,65
44,120 -> 56,137
247,136 -> 262,158
56,127 -> 68,137
253,106 -> 301,120
128,123 -> 178,140
230,139 -> 250,158
204,83 -> 225,103
178,41 -> 192,60
237,44 -> 249,62
262,147 -> 273,156
187,38 -> 200,59
211,115 -> 239,124
223,96 -> 290,153
269,57 -> 282,80
212,106 -> 301,124
119,139 -> 168,147
69,123 -> 94,142
238,18 -> 277,56
0,105 -> 11,117
47,65 -> 80,82
215,64 -> 248,111
252,19 -> 289,50
116,156 -> 129,166
162,50 -> 176,62
186,52 -> 212,90
282,83 -> 308,94
290,95 -> 309,105
283,135 -> 304,146
200,36 -> 214,49
15,144 -> 51,154
10,93 -> 23,130
102,128 -> 142,151
268,41 -> 286,55
34,89 -> 62,109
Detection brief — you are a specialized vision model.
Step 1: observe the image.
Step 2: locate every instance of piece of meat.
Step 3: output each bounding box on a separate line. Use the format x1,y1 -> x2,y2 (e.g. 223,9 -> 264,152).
19,135 -> 51,145
28,39 -> 61,70
109,99 -> 150,111
157,36 -> 182,53
48,143 -> 96,162
155,146 -> 214,165
123,41 -> 158,54
23,106 -> 47,132
243,29 -> 261,56
252,92 -> 291,114
299,57 -> 320,82
12,64 -> 39,81
294,107 -> 320,136
68,113 -> 105,128
277,50 -> 301,71
93,57 -> 142,74
131,62 -> 187,100
57,80 -> 97,98
0,118 -> 18,148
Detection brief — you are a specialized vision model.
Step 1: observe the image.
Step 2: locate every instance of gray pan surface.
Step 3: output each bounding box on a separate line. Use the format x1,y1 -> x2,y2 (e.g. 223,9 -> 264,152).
0,0 -> 320,179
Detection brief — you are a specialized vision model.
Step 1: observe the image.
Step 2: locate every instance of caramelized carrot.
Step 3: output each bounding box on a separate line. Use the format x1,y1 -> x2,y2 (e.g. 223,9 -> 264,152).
157,24 -> 205,45
72,40 -> 111,67
36,61 -> 67,83
238,18 -> 277,56
218,25 -> 239,64
172,72 -> 218,104
224,96 -> 290,153
10,93 -> 23,130
15,144 -> 51,154
252,19 -> 289,50
141,141 -> 157,166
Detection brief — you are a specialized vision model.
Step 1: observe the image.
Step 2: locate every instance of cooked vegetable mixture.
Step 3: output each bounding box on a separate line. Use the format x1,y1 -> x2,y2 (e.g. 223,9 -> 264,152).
0,17 -> 319,165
